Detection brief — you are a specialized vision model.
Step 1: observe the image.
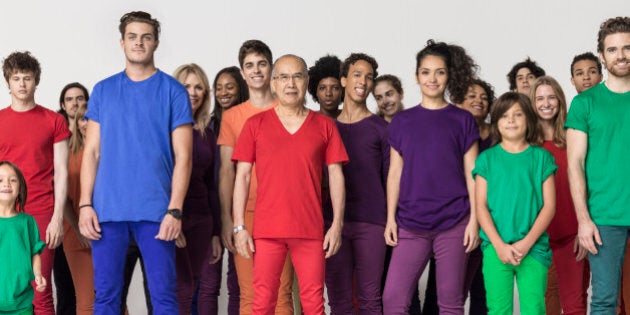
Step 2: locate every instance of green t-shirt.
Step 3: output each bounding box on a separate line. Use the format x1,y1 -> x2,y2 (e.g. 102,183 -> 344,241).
0,213 -> 45,313
473,145 -> 557,266
565,82 -> 630,225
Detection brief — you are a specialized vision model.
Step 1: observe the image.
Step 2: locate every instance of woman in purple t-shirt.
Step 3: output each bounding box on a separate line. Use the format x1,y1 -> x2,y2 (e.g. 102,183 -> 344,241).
382,40 -> 480,315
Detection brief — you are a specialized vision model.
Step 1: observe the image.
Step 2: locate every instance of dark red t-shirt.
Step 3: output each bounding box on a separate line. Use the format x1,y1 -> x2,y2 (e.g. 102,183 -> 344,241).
543,141 -> 578,242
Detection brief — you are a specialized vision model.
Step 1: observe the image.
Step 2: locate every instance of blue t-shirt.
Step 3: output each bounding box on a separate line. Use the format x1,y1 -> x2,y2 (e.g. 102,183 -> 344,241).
86,70 -> 193,222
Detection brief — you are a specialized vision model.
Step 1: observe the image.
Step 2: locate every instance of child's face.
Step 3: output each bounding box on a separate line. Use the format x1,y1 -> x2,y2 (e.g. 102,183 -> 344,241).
498,102 -> 527,142
534,84 -> 559,122
0,165 -> 19,204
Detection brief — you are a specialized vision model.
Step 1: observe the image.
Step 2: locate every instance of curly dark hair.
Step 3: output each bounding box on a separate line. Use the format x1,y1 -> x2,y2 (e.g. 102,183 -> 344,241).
451,78 -> 496,111
211,66 -> 249,135
570,52 -> 602,76
238,40 -> 272,68
416,40 -> 478,102
307,55 -> 342,103
119,11 -> 160,40
2,51 -> 41,85
597,16 -> 630,53
506,57 -> 545,91
340,53 -> 379,79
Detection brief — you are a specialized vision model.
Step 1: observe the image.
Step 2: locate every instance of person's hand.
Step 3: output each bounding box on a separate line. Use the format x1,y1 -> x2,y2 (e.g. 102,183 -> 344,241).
175,233 -> 187,248
34,275 -> 47,292
235,230 -> 254,259
323,223 -> 342,259
79,206 -> 101,240
495,242 -> 522,265
74,228 -> 91,249
221,217 -> 236,253
578,219 -> 602,255
209,236 -> 223,264
511,239 -> 533,264
46,216 -> 64,249
384,220 -> 398,246
155,213 -> 181,241
463,219 -> 480,253
574,235 -> 589,261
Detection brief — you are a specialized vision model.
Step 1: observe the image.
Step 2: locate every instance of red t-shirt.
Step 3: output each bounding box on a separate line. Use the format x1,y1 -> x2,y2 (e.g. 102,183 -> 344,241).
232,109 -> 348,239
543,141 -> 578,242
0,105 -> 71,216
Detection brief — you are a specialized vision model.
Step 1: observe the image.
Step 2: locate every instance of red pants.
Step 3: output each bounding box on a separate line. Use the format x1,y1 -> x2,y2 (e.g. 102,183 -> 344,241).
618,238 -> 630,314
32,213 -> 55,315
546,235 -> 590,315
253,238 -> 325,315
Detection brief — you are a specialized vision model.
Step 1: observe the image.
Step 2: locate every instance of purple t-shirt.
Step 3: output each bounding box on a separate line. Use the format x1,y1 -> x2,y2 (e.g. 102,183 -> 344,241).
389,104 -> 479,231
333,115 -> 390,226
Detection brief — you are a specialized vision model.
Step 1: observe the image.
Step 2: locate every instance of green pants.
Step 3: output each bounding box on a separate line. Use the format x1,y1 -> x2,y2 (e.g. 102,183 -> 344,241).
482,245 -> 548,315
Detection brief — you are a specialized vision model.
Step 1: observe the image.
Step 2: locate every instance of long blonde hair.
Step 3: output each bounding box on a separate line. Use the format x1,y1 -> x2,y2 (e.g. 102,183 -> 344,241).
529,76 -> 567,149
69,106 -> 87,154
173,63 -> 211,137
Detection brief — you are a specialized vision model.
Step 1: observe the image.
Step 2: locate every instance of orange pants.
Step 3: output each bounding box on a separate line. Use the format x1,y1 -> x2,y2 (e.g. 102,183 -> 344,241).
235,211 -> 293,315
618,239 -> 630,314
64,245 -> 94,315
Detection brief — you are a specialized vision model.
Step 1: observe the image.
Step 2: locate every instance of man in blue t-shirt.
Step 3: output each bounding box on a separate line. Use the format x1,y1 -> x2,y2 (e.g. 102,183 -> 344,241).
78,11 -> 193,314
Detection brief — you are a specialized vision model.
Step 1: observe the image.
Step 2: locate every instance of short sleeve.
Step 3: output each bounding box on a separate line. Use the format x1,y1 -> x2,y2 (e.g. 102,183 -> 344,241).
28,216 -> 46,255
461,111 -> 480,153
170,85 -> 194,131
232,117 -> 257,163
388,115 -> 403,154
541,149 -> 558,182
86,83 -> 100,123
53,112 -> 71,143
565,95 -> 589,133
217,109 -> 237,147
325,119 -> 349,165
472,150 -> 489,180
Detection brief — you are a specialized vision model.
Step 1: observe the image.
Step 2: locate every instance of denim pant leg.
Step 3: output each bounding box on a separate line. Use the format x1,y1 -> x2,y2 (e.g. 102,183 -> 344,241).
589,225 -> 629,315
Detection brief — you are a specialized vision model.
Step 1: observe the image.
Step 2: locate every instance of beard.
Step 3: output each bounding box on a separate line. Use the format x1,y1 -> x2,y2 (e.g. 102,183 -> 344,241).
605,59 -> 630,78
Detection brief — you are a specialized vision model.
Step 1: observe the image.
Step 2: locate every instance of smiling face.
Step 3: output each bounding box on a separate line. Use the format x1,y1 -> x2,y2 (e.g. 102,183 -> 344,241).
497,102 -> 528,142
458,84 -> 489,120
271,56 -> 308,107
373,81 -> 403,118
120,22 -> 159,67
215,73 -> 239,109
534,84 -> 559,122
341,60 -> 375,105
241,53 -> 271,91
182,72 -> 207,114
0,164 -> 20,207
8,71 -> 36,104
571,59 -> 603,93
600,32 -> 630,79
61,87 -> 87,119
416,55 -> 448,99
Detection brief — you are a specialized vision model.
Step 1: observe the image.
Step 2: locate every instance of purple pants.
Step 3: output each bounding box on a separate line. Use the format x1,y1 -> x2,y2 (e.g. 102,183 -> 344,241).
198,250 -> 240,315
383,216 -> 469,315
325,221 -> 386,314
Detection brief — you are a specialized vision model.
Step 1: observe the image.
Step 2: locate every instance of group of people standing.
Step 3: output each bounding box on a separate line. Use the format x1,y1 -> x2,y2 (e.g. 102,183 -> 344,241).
0,9 -> 629,315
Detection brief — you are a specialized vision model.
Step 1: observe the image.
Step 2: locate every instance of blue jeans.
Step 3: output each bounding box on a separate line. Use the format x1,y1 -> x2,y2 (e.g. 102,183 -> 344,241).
589,225 -> 630,315
92,221 -> 177,315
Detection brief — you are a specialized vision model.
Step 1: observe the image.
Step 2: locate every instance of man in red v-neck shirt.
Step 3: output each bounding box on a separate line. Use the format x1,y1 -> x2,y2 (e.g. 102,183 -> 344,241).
232,54 -> 348,315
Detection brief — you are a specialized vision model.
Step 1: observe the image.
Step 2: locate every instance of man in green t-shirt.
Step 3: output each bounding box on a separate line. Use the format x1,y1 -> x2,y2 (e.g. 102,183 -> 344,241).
565,16 -> 630,314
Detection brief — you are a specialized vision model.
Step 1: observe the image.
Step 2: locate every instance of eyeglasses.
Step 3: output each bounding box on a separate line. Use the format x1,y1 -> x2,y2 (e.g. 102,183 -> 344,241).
273,73 -> 306,83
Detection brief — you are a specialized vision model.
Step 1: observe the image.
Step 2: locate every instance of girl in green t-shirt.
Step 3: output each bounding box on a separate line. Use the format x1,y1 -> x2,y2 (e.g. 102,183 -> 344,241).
474,92 -> 557,315
0,161 -> 46,314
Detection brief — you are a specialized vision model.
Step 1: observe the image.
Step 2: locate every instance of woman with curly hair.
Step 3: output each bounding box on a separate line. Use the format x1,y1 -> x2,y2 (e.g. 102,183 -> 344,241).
383,40 -> 480,314
308,55 -> 343,118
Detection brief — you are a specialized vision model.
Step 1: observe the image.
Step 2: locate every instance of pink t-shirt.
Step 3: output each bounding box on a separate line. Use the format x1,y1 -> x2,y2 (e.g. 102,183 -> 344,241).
232,109 -> 348,239
0,105 -> 71,215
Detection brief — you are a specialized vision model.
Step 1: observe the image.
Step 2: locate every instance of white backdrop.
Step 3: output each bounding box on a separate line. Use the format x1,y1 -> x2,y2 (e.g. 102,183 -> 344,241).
1,1 -> 627,314
1,0 -> 627,112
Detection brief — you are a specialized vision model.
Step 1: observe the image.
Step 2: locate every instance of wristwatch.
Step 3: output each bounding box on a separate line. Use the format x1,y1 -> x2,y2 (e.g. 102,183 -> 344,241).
233,225 -> 246,235
166,208 -> 183,220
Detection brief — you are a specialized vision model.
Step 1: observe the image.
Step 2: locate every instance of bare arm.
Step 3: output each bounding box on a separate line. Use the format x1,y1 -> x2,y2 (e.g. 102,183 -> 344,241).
384,147 -> 403,246
512,176 -> 556,257
463,142 -> 479,253
32,254 -> 46,292
156,124 -> 193,241
324,162 -> 345,258
79,121 -> 101,240
475,176 -> 520,265
219,145 -> 236,252
566,128 -> 601,254
233,161 -> 253,259
47,139 -> 68,249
